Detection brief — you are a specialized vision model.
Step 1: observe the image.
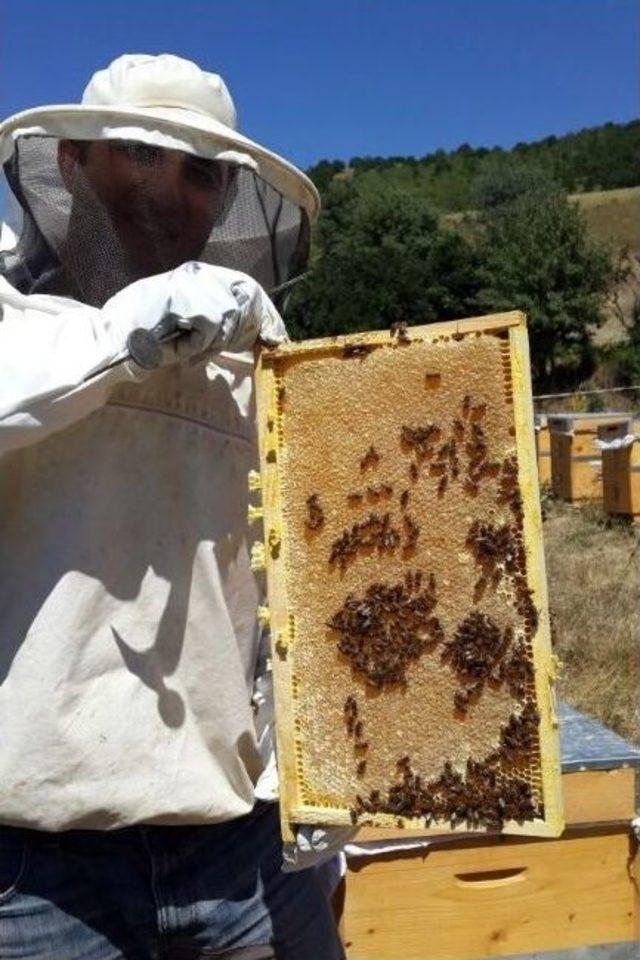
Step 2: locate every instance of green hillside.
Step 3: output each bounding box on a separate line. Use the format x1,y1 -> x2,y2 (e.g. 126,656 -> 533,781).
307,120 -> 640,216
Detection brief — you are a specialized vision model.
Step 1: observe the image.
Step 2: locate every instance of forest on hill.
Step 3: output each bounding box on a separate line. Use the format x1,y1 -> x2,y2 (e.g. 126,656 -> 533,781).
306,120 -> 640,212
286,121 -> 640,394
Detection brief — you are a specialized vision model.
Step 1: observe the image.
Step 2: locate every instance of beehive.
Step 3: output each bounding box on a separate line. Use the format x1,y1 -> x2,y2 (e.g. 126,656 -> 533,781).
548,412 -> 630,502
534,414 -> 551,486
598,420 -> 640,517
253,311 -> 563,841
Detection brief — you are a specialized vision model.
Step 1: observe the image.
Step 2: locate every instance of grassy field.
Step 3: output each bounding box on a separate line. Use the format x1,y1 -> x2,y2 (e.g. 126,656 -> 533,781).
572,186 -> 640,254
443,185 -> 640,251
444,186 -> 640,345
542,496 -> 639,744
573,187 -> 640,346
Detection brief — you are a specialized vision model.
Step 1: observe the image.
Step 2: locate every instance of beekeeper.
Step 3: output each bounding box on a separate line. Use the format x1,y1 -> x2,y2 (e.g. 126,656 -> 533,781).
0,53 -> 344,959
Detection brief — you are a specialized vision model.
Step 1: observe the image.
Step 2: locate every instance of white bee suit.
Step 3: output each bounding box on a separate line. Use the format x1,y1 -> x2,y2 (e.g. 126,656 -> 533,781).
0,265 -> 283,830
0,53 -> 359,873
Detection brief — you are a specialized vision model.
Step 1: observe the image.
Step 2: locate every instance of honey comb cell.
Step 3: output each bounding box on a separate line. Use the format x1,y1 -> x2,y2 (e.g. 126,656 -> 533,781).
254,311 -> 562,840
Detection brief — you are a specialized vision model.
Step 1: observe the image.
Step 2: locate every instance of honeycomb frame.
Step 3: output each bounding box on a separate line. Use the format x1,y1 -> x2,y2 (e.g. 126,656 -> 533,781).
252,311 -> 563,842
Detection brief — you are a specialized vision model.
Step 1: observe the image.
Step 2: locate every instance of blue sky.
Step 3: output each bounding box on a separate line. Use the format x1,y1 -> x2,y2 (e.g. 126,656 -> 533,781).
0,0 -> 637,170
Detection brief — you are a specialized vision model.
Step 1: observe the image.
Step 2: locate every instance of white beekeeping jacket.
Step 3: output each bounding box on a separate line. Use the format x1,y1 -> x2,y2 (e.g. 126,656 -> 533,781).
0,276 -> 277,830
0,51 -> 329,852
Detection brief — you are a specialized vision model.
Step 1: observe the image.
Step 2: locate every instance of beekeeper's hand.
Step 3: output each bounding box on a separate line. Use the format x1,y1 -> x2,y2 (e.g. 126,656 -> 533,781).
1,262 -> 286,457
104,261 -> 287,368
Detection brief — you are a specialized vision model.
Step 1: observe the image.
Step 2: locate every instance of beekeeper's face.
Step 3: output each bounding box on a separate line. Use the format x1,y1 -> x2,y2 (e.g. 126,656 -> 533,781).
58,139 -> 231,276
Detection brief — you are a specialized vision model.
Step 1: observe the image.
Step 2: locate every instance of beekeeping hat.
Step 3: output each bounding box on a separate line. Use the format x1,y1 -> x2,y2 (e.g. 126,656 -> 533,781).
0,53 -> 320,306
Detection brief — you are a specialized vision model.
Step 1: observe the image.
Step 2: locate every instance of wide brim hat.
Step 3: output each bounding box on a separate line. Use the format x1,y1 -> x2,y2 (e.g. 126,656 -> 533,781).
0,53 -> 320,222
0,54 -> 320,304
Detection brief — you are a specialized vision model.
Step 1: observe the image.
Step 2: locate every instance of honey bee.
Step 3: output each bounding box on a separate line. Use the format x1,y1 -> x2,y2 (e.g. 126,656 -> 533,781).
403,514 -> 420,549
470,402 -> 487,422
360,446 -> 380,470
343,343 -> 372,359
305,494 -> 325,530
390,321 -> 411,343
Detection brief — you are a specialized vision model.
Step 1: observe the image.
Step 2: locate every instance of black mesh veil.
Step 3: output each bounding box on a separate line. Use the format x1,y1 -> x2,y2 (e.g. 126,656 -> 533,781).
1,135 -> 310,308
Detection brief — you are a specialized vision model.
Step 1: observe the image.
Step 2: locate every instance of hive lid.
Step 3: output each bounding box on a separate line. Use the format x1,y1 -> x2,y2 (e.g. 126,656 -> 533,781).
548,412 -> 631,420
559,703 -> 640,771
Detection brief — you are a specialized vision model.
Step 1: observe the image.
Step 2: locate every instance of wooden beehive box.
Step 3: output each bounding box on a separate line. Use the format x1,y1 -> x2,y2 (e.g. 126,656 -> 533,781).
598,420 -> 640,517
338,705 -> 640,960
534,414 -> 551,486
548,412 -> 630,502
253,311 -> 563,842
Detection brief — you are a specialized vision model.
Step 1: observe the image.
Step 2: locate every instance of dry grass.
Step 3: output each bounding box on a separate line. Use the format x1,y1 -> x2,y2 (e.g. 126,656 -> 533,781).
542,495 -> 640,743
443,186 -> 640,253
572,186 -> 640,254
572,187 -> 640,345
444,187 -> 640,346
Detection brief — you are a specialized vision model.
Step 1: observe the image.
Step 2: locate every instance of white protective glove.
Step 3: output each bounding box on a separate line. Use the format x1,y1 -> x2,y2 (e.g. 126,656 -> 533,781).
0,263 -> 286,457
103,261 -> 288,368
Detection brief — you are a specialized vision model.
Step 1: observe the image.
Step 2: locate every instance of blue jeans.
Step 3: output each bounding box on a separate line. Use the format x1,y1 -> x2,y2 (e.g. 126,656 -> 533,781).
0,802 -> 344,959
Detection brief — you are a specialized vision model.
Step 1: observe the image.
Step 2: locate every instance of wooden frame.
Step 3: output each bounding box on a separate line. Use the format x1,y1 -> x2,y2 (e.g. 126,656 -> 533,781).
252,312 -> 563,842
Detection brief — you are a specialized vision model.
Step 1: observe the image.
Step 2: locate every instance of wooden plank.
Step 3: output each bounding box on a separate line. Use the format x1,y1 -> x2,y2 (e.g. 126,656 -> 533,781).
268,310 -> 525,359
508,322 -> 564,836
291,802 -> 562,838
342,832 -> 638,960
603,443 -> 640,517
562,768 -> 637,823
253,352 -> 298,843
535,423 -> 552,486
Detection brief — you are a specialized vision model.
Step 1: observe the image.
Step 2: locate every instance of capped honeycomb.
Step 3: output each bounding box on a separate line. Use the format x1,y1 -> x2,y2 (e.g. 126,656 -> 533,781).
253,312 -> 563,840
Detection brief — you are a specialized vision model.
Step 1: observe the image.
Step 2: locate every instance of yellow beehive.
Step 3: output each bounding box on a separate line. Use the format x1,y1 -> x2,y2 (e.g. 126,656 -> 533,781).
253,311 -> 563,842
598,420 -> 640,517
548,413 -> 630,502
534,414 -> 551,486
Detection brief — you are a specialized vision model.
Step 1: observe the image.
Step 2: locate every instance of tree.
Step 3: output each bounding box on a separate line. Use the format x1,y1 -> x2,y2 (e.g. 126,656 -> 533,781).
602,253 -> 640,386
285,179 -> 481,340
473,165 -> 619,390
305,159 -> 346,196
302,121 -> 640,215
472,162 -> 553,211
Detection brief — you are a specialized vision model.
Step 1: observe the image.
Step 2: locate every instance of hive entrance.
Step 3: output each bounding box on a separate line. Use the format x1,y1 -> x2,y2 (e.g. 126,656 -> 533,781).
254,312 -> 562,839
